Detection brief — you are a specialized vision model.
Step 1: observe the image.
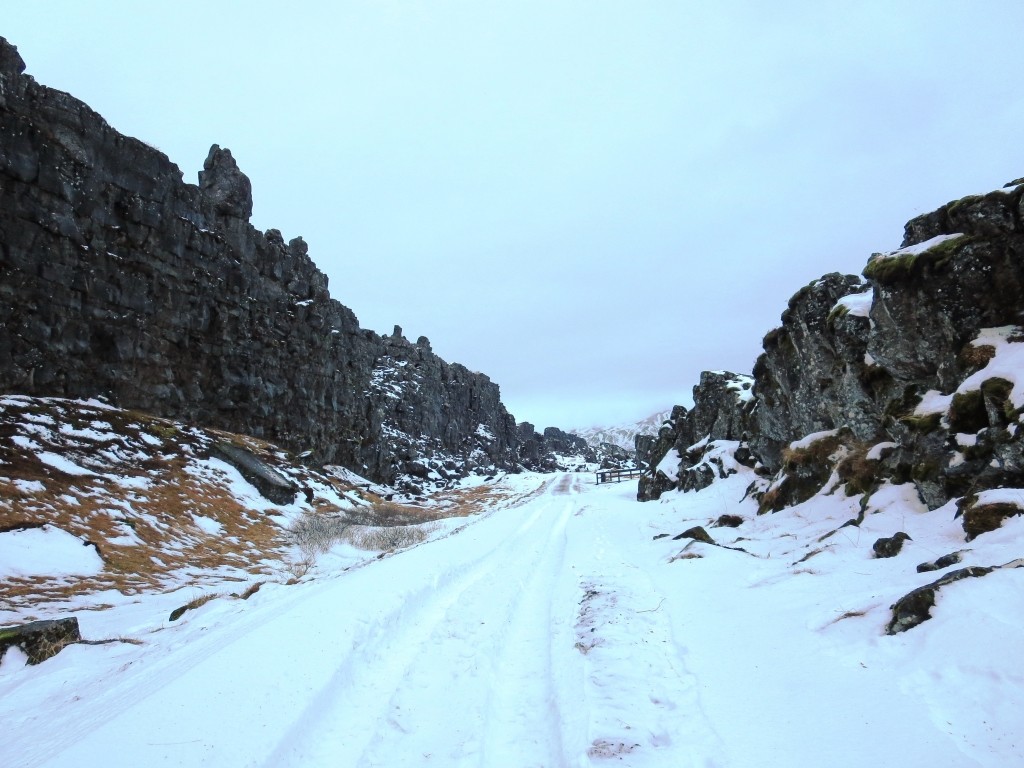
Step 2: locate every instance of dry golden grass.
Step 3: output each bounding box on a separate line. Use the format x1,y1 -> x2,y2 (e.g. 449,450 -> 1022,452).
1,397 -> 536,612
0,398 -> 349,611
0,456 -> 288,599
169,592 -> 223,622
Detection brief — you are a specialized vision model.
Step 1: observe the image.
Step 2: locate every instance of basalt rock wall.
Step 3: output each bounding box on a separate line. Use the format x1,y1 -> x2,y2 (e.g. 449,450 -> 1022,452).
0,37 -> 518,486
640,176 -> 1024,519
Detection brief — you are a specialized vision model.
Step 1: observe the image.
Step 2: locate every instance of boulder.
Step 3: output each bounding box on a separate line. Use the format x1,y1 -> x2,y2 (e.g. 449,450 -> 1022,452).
886,566 -> 993,634
212,441 -> 298,505
672,526 -> 716,545
957,494 -> 1024,541
0,617 -> 81,664
872,531 -> 911,558
917,552 -> 963,573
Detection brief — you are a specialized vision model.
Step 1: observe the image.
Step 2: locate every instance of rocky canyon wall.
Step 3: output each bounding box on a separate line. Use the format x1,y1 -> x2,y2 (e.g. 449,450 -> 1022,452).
639,174 -> 1024,537
0,37 -> 519,489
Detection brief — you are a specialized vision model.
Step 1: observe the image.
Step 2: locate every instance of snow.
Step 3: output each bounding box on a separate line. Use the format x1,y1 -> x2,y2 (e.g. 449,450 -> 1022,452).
914,389 -> 954,416
871,232 -> 965,261
35,451 -> 96,476
956,433 -> 978,448
2,471 -> 1023,767
972,487 -> 1024,508
866,441 -> 896,460
957,326 -> 1024,410
191,514 -> 224,535
656,448 -> 680,481
832,289 -> 872,318
58,422 -> 114,440
0,525 -> 104,578
910,327 -> 1024,423
724,373 -> 755,403
13,479 -> 46,494
788,428 -> 839,451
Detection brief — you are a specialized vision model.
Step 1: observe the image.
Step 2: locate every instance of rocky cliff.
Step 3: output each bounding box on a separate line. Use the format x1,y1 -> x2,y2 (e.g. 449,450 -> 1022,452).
639,176 -> 1024,540
516,423 -> 635,472
0,37 -> 519,490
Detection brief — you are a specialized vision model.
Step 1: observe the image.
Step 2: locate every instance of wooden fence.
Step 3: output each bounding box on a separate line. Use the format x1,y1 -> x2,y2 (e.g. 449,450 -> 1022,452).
595,467 -> 644,484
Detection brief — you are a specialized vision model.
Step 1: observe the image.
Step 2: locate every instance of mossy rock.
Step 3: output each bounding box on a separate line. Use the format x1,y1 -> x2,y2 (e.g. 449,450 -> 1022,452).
150,423 -> 179,439
899,411 -> 943,434
886,566 -> 993,634
873,532 -> 911,558
948,390 -> 986,433
864,251 -> 919,283
911,458 -> 942,484
958,342 -> 997,376
863,235 -> 972,284
981,377 -> 1016,424
884,385 -> 922,418
0,617 -> 81,664
958,497 -> 1023,541
837,448 -> 881,496
672,526 -> 716,545
825,303 -> 849,328
762,326 -> 786,348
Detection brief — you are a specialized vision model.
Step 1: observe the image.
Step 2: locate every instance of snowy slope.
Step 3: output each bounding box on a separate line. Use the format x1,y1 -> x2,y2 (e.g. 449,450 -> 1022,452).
3,463 -> 1023,767
574,409 -> 672,451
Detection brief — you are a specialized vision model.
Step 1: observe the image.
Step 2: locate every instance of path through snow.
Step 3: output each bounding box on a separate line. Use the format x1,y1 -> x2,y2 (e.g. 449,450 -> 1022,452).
5,471 -> 1021,767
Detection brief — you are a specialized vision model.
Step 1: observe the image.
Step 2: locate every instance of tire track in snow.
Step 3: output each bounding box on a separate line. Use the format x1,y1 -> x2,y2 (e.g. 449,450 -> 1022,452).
478,488 -> 576,766
570,513 -> 727,767
260,475 -> 576,768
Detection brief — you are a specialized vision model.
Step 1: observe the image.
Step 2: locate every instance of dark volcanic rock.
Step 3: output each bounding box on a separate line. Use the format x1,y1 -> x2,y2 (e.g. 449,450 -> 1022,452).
957,494 -> 1024,542
917,552 -> 963,573
751,274 -> 878,472
636,375 -> 754,501
0,37 -> 519,486
872,532 -> 911,559
212,441 -> 298,504
638,176 -> 1024,514
0,617 -> 81,664
517,423 -> 614,472
886,566 -> 993,634
199,144 -> 253,220
672,526 -> 716,545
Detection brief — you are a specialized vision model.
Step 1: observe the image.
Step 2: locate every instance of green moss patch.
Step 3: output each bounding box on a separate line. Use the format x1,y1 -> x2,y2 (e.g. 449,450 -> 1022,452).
863,234 -> 972,284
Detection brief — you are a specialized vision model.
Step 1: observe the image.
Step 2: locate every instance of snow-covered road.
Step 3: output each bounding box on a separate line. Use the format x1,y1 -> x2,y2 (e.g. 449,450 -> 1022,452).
6,470 -> 1023,767
14,474 -> 719,767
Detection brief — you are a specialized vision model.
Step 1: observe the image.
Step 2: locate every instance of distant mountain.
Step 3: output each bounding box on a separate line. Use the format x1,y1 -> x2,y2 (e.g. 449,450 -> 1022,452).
573,410 -> 672,452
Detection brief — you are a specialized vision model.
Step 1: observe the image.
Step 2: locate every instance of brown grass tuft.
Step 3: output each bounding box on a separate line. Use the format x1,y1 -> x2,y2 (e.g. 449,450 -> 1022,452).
169,592 -> 223,622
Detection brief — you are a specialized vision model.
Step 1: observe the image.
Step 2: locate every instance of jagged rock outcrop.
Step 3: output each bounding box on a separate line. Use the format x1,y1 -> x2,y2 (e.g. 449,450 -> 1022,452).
751,274 -> 878,470
639,176 -> 1024,523
0,36 -> 518,487
516,423 -> 633,472
637,373 -> 755,500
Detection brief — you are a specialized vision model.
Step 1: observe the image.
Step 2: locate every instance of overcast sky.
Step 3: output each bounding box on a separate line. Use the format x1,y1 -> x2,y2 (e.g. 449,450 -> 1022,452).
6,2 -> 1024,430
